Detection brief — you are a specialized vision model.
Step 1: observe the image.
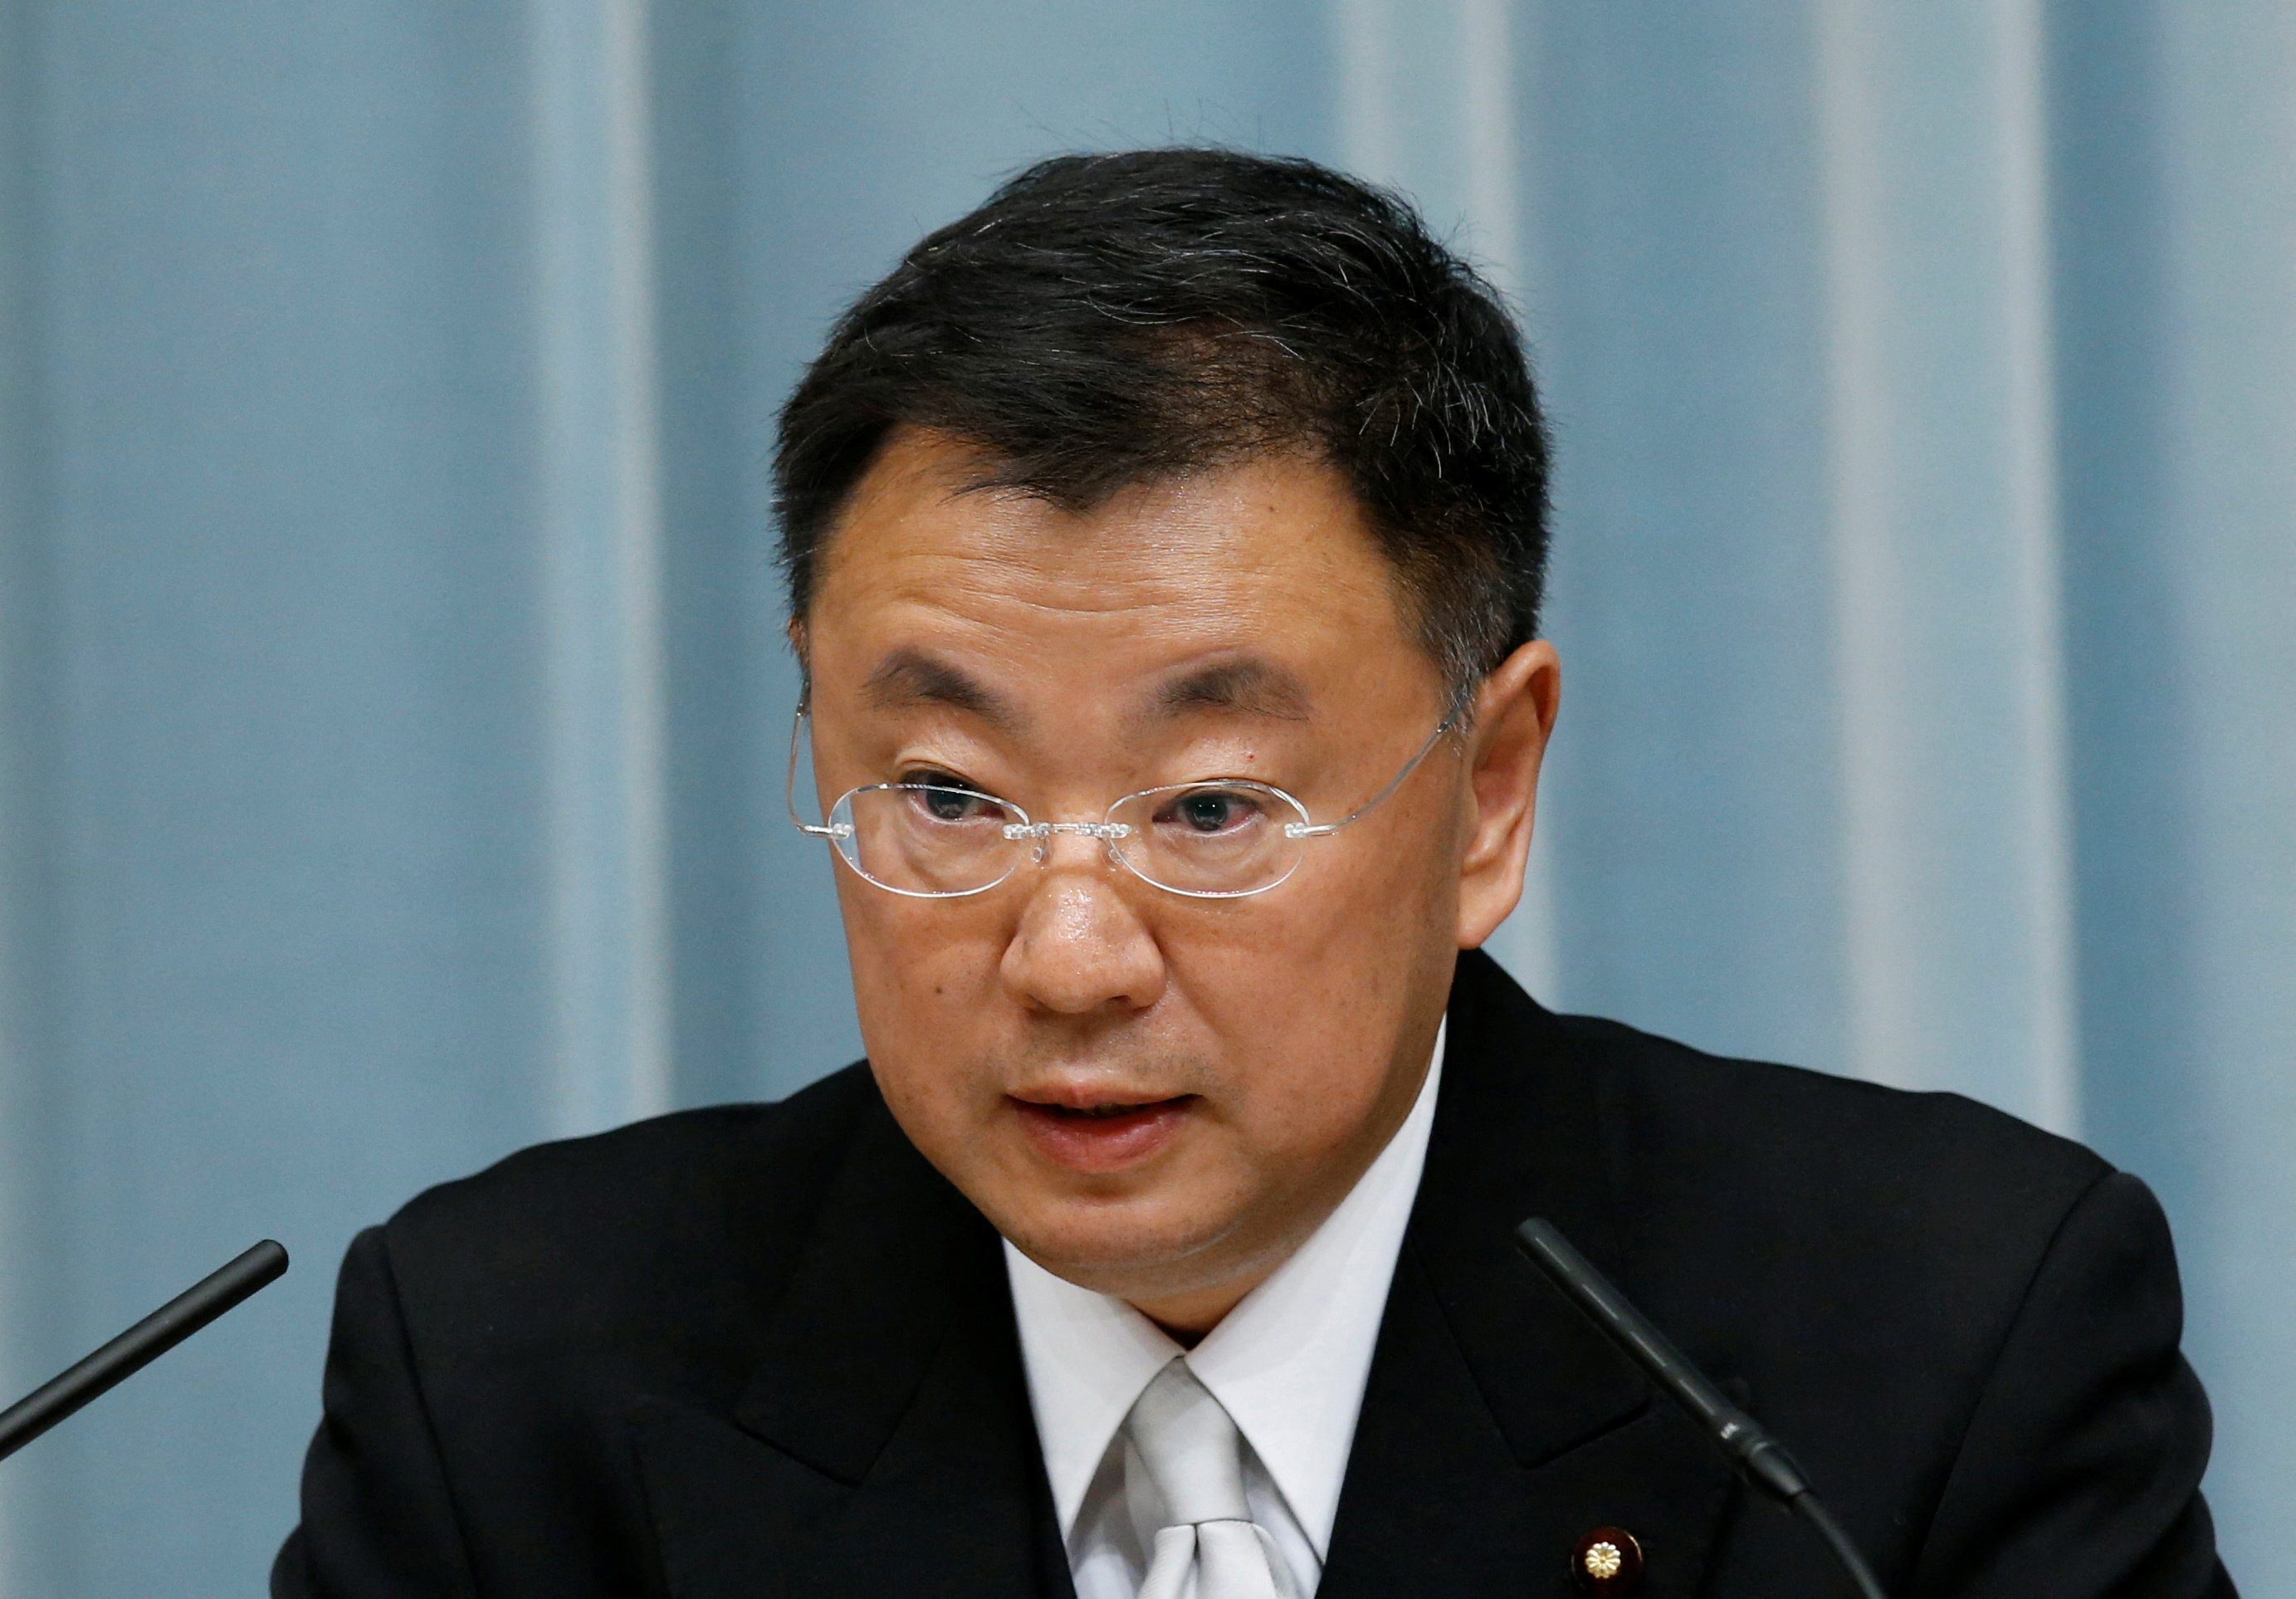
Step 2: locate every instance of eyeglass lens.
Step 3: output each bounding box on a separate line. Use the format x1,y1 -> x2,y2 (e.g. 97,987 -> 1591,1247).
830,780 -> 1312,899
833,785 -> 1022,897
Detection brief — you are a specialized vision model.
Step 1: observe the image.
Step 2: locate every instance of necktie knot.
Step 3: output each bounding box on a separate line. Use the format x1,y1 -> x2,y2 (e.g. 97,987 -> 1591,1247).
1125,1360 -> 1252,1526
1121,1360 -> 1295,1599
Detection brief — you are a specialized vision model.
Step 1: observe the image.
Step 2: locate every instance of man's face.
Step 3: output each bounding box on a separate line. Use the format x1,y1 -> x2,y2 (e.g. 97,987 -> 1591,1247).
800,428 -> 1550,1328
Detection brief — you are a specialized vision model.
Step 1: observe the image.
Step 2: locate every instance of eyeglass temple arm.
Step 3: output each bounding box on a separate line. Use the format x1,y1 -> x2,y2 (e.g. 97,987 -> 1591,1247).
1288,685 -> 1473,839
786,708 -> 845,839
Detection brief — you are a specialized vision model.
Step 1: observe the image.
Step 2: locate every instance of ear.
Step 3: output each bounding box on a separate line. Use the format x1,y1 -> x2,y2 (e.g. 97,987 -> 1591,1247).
1453,639 -> 1561,949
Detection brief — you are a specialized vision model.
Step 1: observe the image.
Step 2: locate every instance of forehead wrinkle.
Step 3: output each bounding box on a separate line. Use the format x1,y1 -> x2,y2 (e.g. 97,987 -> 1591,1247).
860,646 -> 1024,731
1142,657 -> 1314,726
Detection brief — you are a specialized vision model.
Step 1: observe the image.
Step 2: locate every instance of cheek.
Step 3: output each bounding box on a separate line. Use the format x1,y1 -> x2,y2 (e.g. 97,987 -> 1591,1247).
848,918 -> 1014,1173
1210,838 -> 1449,1011
1173,923 -> 1414,1128
1171,840 -> 1452,1131
1247,1046 -> 1390,1157
837,887 -> 1007,1067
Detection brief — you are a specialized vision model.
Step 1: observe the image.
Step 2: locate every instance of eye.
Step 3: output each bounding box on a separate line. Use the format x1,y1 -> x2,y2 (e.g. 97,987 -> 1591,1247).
1155,785 -> 1264,836
901,772 -> 999,824
921,789 -> 984,823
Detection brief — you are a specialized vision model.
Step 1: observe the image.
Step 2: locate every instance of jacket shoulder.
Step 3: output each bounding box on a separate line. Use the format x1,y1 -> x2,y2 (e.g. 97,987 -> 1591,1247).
1447,952 -> 2124,1388
1479,995 -> 2220,1587
1522,1000 -> 2133,1453
1558,1005 -> 2103,1176
1549,1007 -> 2111,1225
1453,948 -> 2109,1214
377,1062 -> 880,1352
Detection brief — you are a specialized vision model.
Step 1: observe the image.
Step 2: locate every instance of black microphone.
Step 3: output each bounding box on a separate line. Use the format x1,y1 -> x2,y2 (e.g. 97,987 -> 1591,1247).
1514,1218 -> 1888,1599
0,1239 -> 289,1465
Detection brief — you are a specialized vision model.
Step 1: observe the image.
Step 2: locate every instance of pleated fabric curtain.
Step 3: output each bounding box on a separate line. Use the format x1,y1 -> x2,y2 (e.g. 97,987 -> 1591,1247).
0,1 -> 2289,1591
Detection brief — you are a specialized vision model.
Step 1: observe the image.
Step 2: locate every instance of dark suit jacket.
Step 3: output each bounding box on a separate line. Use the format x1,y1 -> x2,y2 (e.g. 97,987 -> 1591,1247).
275,950 -> 2231,1597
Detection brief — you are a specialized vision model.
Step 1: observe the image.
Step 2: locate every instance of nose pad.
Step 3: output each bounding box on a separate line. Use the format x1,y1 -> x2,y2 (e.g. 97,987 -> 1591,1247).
1026,838 -> 1111,875
1024,823 -> 1130,878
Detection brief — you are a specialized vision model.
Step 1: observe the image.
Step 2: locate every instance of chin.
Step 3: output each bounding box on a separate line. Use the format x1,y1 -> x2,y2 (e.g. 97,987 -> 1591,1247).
996,1187 -> 1245,1298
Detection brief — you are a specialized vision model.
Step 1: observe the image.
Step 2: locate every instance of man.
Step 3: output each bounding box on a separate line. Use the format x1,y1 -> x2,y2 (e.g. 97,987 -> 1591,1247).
276,150 -> 2230,1597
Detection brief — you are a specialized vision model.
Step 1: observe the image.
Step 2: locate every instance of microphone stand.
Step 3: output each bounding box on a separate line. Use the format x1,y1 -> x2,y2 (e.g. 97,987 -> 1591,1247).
0,1239 -> 289,1465
1515,1219 -> 1889,1599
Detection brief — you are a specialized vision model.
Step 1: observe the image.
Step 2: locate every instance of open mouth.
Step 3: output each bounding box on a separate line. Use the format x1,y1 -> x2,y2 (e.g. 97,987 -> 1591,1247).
1009,1093 -> 1198,1171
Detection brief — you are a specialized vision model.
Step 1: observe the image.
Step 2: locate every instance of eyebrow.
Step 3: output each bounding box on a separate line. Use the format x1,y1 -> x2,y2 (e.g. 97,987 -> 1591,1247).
860,648 -> 1021,729
1150,658 -> 1313,723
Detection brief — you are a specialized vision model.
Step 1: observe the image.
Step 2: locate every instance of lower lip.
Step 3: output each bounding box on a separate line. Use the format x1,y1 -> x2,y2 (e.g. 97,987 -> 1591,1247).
1011,1097 -> 1195,1173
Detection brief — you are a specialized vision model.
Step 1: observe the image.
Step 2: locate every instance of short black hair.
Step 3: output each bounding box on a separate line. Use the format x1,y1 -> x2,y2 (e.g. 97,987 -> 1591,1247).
774,148 -> 1551,699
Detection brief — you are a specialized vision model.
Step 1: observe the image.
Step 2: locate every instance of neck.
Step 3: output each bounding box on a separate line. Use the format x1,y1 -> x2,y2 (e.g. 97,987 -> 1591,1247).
1127,1267 -> 1277,1344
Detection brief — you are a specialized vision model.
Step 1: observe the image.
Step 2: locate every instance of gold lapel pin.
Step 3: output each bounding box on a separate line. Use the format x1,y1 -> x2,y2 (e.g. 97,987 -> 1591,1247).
1571,1525 -> 1644,1595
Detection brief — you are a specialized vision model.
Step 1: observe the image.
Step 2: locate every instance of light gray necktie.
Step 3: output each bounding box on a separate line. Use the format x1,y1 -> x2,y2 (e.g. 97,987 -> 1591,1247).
1123,1359 -> 1300,1599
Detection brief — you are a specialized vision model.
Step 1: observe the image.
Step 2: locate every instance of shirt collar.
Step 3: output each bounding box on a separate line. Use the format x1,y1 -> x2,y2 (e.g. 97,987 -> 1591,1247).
1004,1020 -> 1446,1557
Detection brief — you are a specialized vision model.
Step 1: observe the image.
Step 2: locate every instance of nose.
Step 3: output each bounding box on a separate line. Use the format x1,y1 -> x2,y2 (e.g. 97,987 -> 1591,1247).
999,837 -> 1168,1015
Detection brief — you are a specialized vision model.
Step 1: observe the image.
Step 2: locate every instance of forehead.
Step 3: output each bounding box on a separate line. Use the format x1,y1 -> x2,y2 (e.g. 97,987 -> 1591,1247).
804,430 -> 1429,702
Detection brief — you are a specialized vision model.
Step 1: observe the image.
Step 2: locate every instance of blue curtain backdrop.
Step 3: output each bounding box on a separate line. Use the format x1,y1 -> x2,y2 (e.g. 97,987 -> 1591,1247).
2,1 -> 2289,1591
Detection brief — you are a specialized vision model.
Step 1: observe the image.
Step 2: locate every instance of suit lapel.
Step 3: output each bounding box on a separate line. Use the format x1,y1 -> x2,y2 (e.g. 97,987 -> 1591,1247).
1320,952 -> 1740,1597
630,1088 -> 1072,1599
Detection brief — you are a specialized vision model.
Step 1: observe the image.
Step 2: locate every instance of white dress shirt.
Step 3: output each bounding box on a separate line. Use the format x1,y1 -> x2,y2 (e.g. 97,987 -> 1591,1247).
1004,1024 -> 1445,1599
